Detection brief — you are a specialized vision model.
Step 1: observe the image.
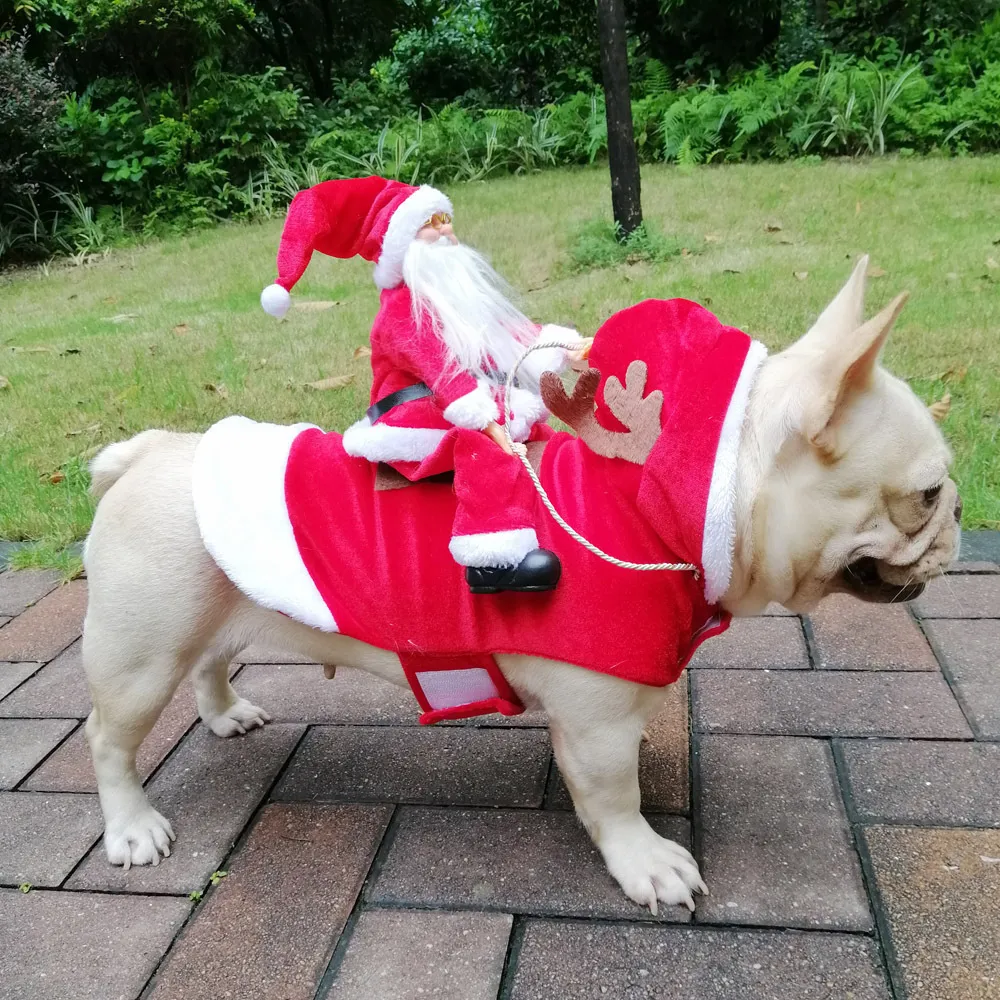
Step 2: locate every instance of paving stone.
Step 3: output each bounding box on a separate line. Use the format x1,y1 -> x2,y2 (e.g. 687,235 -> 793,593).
840,740 -> 1000,827
959,530 -> 1000,564
692,671 -> 972,738
0,569 -> 60,616
0,661 -> 42,701
697,734 -> 870,930
760,602 -> 796,616
949,561 -> 1000,574
807,594 -> 939,670
689,617 -> 808,669
235,662 -> 547,727
913,574 -> 1000,618
0,792 -> 102,886
25,684 -> 197,793
274,725 -> 550,807
547,675 -> 689,812
0,640 -> 91,718
369,806 -> 692,921
68,723 -> 304,894
0,719 -> 76,789
0,579 -> 87,662
923,619 -> 1000,738
0,888 -> 190,1000
327,909 -> 512,1000
508,922 -> 891,1000
147,803 -> 390,1000
865,826 -> 1000,1000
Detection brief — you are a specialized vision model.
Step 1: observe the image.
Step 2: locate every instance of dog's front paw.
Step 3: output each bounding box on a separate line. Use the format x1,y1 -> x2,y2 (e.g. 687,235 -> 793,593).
105,809 -> 176,870
600,821 -> 707,915
203,697 -> 272,738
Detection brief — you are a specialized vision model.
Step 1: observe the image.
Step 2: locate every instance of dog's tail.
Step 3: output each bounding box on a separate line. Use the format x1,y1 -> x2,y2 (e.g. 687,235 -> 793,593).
89,429 -> 170,499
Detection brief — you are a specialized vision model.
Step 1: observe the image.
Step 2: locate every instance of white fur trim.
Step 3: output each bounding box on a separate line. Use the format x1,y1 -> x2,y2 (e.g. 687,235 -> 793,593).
192,415 -> 338,632
342,415 -> 448,464
506,386 -> 549,442
261,283 -> 291,318
373,186 -> 453,290
702,340 -> 768,604
449,527 -> 539,568
442,382 -> 500,430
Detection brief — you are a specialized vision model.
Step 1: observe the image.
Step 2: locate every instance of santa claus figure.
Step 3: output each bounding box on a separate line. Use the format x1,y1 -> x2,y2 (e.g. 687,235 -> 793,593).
261,176 -> 588,594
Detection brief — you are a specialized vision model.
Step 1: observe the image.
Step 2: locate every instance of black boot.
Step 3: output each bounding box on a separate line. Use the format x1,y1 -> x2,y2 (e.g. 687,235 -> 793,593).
466,549 -> 561,594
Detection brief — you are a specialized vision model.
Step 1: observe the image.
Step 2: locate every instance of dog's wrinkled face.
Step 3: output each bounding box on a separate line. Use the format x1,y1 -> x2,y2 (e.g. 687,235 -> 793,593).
731,256 -> 961,615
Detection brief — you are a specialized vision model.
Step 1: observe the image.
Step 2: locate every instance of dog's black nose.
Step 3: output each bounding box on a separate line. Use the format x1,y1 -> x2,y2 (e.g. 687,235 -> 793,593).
954,496 -> 963,522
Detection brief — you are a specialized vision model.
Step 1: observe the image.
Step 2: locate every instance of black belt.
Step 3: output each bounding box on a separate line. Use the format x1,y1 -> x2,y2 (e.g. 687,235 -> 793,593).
367,382 -> 434,423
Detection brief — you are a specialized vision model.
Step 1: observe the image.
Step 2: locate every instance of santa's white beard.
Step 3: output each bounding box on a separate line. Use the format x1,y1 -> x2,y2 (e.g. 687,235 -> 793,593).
402,238 -> 536,377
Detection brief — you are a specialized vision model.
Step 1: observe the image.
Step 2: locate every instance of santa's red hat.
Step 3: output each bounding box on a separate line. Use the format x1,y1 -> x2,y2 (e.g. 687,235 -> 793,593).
260,176 -> 453,318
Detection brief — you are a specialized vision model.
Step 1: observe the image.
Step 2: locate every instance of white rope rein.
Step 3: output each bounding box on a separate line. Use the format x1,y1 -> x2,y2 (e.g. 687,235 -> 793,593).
502,340 -> 698,576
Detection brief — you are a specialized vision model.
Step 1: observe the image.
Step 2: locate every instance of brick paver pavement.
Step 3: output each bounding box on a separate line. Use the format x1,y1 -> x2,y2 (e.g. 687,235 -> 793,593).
0,558 -> 996,1000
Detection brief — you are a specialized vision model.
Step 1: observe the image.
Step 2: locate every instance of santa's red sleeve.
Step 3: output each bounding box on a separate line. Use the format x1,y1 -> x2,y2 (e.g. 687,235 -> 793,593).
380,299 -> 500,430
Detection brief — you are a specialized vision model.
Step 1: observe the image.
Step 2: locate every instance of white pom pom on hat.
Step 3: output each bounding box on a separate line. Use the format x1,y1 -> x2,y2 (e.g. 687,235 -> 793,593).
260,177 -> 453,318
261,283 -> 291,319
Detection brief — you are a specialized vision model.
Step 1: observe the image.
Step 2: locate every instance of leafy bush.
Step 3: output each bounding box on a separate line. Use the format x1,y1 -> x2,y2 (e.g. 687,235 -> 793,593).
390,4 -> 499,106
0,36 -> 64,259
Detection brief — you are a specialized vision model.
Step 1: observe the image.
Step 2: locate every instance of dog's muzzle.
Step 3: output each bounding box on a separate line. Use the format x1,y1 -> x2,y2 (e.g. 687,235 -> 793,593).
839,558 -> 926,603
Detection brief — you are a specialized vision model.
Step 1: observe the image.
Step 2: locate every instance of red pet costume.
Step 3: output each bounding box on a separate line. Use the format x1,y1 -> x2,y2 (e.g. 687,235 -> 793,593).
193,297 -> 767,723
260,176 -> 577,575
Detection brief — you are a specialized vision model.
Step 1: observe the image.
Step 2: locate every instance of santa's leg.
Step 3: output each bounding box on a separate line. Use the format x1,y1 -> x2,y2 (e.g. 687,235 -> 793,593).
448,429 -> 560,592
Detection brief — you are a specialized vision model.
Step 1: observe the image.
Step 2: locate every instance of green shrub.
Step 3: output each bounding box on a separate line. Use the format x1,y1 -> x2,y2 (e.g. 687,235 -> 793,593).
567,219 -> 691,272
0,36 -> 64,259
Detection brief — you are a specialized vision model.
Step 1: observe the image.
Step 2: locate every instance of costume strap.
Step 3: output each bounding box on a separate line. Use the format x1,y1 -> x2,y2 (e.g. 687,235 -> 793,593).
367,382 -> 434,423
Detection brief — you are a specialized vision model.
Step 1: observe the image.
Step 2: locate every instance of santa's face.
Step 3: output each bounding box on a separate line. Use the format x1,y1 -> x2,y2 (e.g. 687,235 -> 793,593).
402,236 -> 534,376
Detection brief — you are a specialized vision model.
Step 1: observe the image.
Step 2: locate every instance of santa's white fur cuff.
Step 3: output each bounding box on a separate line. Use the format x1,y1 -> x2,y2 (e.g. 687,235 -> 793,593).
443,382 -> 500,430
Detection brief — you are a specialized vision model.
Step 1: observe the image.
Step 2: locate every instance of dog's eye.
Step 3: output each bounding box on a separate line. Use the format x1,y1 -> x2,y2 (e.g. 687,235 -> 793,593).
923,484 -> 942,504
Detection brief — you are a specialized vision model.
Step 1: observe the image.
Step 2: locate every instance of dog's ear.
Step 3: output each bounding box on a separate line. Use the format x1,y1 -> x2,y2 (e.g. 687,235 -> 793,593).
802,290 -> 909,458
800,255 -> 868,349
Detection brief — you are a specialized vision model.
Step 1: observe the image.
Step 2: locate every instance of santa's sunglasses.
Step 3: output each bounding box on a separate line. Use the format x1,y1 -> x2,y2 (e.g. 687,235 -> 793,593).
425,211 -> 453,229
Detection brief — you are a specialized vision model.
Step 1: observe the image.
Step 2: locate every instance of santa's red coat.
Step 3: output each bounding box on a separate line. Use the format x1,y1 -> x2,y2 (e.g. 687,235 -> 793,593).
193,299 -> 767,723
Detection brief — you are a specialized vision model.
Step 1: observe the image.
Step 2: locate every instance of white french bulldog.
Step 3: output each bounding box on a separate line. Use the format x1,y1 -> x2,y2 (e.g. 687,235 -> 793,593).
79,257 -> 959,913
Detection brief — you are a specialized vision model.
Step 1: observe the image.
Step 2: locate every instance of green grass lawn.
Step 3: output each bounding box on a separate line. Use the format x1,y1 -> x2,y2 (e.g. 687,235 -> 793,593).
1,157 -> 998,563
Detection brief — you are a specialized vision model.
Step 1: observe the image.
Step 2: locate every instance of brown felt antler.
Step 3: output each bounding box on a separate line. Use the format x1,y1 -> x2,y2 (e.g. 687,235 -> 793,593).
540,360 -> 663,465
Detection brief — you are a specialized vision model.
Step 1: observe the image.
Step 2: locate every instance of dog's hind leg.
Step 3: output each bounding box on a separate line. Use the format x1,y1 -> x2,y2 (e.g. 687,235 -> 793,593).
83,628 -> 183,869
192,648 -> 271,738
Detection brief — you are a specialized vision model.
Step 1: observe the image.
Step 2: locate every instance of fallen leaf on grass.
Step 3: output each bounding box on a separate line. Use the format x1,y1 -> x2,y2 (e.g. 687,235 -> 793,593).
43,470 -> 65,485
764,221 -> 783,232
987,257 -> 999,270
66,422 -> 102,437
107,313 -> 138,324
680,247 -> 691,258
353,345 -> 372,359
928,393 -> 951,422
10,345 -> 54,354
173,324 -> 190,335
794,271 -> 809,280
703,233 -> 720,243
855,200 -> 862,216
102,296 -> 119,305
0,375 -> 9,389
204,382 -> 229,399
867,266 -> 887,278
294,300 -> 341,312
304,374 -> 355,391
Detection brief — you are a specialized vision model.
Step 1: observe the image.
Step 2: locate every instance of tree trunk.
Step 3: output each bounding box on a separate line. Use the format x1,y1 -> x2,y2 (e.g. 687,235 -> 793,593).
596,0 -> 642,239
